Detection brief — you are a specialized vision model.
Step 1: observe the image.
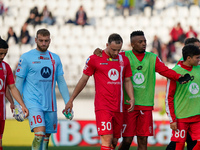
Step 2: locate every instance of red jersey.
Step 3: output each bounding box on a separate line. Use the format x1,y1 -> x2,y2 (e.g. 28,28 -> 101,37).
0,61 -> 15,120
83,51 -> 132,112
165,61 -> 200,123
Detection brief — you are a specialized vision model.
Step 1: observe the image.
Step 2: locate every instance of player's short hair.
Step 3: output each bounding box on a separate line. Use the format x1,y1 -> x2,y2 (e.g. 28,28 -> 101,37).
108,33 -> 123,44
0,37 -> 8,49
130,30 -> 144,38
184,37 -> 200,45
36,28 -> 50,37
182,44 -> 200,61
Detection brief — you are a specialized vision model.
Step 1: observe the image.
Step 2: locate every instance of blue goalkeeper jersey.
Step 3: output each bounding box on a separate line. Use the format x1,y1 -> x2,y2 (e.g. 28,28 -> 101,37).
16,49 -> 64,111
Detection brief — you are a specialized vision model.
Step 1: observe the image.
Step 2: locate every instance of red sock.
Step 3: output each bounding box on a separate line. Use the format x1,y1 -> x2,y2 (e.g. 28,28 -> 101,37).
0,146 -> 2,150
192,141 -> 200,150
101,146 -> 111,150
175,142 -> 185,150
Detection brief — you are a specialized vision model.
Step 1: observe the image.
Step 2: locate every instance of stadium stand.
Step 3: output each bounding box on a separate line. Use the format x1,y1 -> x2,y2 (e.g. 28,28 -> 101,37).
0,0 -> 200,88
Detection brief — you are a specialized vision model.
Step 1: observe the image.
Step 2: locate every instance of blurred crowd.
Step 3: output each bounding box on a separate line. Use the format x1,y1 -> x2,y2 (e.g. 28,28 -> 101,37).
1,0 -> 200,64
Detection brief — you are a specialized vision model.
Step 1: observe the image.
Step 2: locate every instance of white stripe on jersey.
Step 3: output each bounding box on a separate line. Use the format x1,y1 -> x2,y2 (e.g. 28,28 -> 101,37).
165,79 -> 173,123
119,54 -> 124,113
2,62 -> 6,120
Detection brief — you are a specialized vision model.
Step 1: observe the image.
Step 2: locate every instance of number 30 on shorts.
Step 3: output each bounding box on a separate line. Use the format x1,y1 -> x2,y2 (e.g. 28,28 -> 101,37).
101,122 -> 112,131
173,129 -> 186,138
33,115 -> 42,124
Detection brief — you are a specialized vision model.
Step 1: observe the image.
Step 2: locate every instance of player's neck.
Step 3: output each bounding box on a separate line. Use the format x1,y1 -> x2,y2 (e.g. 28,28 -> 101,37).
183,61 -> 192,67
36,48 -> 47,53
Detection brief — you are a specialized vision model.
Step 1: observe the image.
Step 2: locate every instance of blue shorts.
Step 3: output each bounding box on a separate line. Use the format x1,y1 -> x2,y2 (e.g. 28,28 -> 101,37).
28,108 -> 57,133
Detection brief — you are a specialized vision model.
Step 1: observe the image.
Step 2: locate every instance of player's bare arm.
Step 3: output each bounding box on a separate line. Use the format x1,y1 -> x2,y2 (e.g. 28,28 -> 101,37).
5,88 -> 14,113
124,77 -> 135,112
8,84 -> 29,118
65,74 -> 90,112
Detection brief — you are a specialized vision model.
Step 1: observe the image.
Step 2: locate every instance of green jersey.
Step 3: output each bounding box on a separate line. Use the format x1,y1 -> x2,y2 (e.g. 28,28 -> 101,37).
173,65 -> 200,119
124,51 -> 157,106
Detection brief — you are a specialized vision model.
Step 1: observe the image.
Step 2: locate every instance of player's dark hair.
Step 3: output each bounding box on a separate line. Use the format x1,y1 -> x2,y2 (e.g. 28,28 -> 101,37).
130,30 -> 144,38
36,28 -> 50,37
184,37 -> 200,45
0,37 -> 8,49
182,44 -> 200,61
108,33 -> 123,44
130,30 -> 144,43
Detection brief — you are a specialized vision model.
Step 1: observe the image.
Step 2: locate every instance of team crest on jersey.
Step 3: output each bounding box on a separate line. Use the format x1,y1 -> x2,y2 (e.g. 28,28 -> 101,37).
0,79 -> 3,90
133,73 -> 144,84
41,67 -> 51,78
108,69 -> 119,81
86,58 -> 90,64
53,124 -> 57,130
18,58 -> 23,66
189,83 -> 199,94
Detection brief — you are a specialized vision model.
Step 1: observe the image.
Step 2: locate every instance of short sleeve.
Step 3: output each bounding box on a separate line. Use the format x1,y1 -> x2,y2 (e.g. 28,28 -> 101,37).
83,56 -> 95,76
15,55 -> 28,78
6,63 -> 15,85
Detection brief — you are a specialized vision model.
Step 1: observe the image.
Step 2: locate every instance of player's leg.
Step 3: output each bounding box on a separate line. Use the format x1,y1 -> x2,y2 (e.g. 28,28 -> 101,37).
175,142 -> 185,150
101,134 -> 113,150
95,110 -> 115,150
192,141 -> 200,150
165,141 -> 176,150
43,134 -> 50,150
32,127 -> 45,150
170,122 -> 188,150
118,137 -> 134,150
111,112 -> 123,149
43,111 -> 57,150
28,108 -> 46,150
188,121 -> 200,150
0,120 -> 5,150
137,136 -> 148,150
118,106 -> 138,150
136,110 -> 153,150
186,132 -> 196,150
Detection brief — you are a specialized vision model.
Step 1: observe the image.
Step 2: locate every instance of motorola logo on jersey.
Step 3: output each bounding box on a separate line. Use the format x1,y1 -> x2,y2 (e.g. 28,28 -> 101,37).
189,83 -> 199,94
133,73 -> 144,84
41,67 -> 51,78
0,79 -> 3,90
108,69 -> 119,81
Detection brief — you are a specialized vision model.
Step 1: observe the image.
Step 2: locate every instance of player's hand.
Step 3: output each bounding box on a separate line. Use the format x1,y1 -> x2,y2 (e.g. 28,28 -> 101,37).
178,73 -> 194,84
126,99 -> 135,112
21,106 -> 29,118
10,102 -> 15,113
65,100 -> 73,113
170,122 -> 178,131
93,48 -> 103,57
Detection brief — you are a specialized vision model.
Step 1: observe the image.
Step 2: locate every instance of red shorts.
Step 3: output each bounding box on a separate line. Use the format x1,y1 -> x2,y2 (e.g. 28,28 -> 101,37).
171,121 -> 200,142
122,107 -> 153,137
95,110 -> 123,138
0,120 -> 5,139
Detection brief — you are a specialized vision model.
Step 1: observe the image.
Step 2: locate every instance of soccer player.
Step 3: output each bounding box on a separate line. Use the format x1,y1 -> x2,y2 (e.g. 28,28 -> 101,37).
166,38 -> 200,150
165,44 -> 200,150
14,29 -> 70,150
93,30 -> 188,150
0,37 -> 29,150
65,33 -> 135,150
